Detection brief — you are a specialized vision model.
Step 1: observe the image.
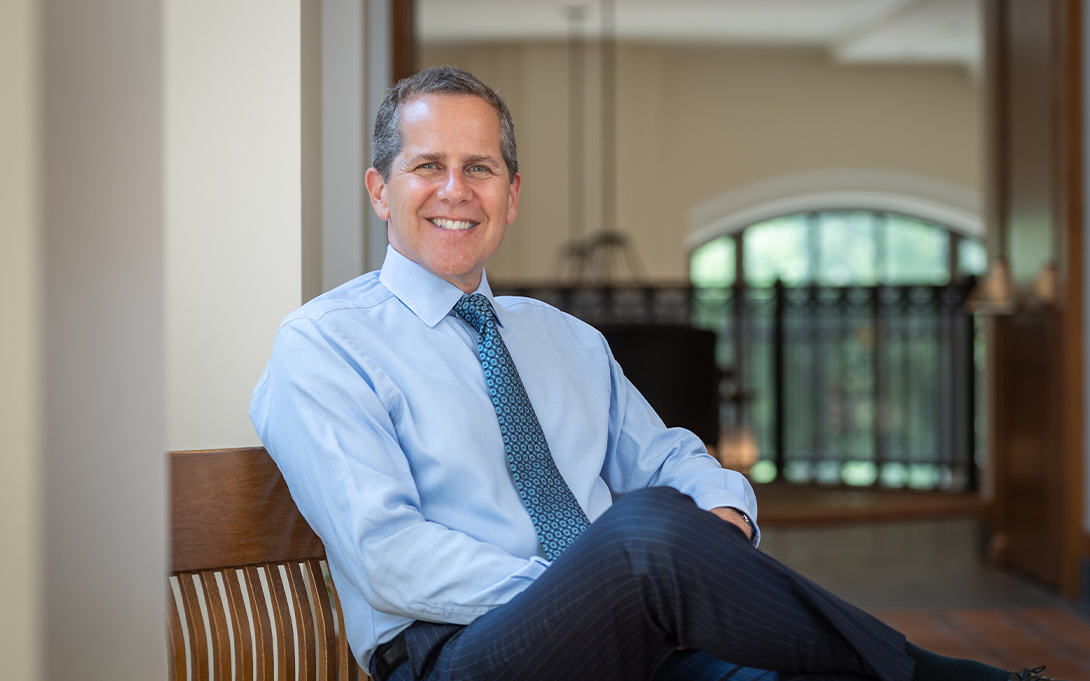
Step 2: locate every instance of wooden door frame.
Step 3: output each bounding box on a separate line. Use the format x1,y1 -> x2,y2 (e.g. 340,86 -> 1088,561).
986,0 -> 1086,600
1059,0 -> 1086,601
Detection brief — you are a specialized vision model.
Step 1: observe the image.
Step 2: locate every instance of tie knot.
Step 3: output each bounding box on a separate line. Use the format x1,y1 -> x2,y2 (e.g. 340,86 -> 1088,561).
453,293 -> 495,335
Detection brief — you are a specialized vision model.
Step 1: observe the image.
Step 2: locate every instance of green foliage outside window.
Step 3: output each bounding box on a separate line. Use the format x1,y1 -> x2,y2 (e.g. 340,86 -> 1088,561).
691,210 -> 984,490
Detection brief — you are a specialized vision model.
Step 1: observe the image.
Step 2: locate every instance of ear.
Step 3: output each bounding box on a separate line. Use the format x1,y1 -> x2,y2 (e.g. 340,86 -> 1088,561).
365,167 -> 390,221
505,172 -> 522,226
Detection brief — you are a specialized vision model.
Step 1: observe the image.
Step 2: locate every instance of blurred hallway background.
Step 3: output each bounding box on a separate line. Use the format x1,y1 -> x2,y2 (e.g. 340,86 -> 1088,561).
7,0 -> 1090,678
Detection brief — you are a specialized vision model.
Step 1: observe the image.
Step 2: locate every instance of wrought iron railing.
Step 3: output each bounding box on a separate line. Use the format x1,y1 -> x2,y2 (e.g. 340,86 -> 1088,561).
493,280 -> 980,491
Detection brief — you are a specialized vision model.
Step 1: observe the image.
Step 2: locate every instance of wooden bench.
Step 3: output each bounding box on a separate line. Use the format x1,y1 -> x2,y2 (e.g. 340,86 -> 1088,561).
169,447 -> 370,680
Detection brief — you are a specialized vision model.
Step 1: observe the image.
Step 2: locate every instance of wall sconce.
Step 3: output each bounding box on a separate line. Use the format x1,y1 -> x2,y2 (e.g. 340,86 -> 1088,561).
966,257 -> 1016,315
717,425 -> 760,475
1028,260 -> 1057,306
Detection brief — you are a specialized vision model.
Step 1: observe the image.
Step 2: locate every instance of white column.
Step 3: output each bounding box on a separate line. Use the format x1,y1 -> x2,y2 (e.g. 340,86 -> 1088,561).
0,0 -> 42,677
321,0 -> 368,291
165,0 -> 302,450
367,0 -> 393,271
40,0 -> 167,678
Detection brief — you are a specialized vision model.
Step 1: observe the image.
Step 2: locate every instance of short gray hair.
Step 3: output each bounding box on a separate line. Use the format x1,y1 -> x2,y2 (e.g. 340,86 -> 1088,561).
371,66 -> 518,182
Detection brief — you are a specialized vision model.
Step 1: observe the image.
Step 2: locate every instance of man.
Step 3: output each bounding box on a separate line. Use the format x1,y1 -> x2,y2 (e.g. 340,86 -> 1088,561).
250,66 -> 1059,681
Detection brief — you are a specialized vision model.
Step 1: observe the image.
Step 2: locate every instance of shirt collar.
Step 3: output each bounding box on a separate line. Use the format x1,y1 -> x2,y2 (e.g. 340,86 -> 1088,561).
379,246 -> 505,328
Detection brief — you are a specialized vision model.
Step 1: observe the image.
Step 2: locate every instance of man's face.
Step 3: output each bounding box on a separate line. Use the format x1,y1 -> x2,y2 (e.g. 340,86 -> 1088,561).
365,93 -> 521,293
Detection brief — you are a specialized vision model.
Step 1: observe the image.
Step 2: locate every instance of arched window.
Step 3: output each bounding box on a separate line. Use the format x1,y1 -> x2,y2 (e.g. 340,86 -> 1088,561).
690,208 -> 984,491
691,210 -> 987,288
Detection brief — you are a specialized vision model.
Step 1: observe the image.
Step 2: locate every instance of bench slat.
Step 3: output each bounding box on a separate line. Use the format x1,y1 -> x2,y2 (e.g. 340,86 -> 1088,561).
199,571 -> 233,680
326,561 -> 358,681
224,569 -> 255,681
243,565 -> 276,681
179,574 -> 211,681
305,559 -> 338,681
288,561 -> 317,680
167,582 -> 186,681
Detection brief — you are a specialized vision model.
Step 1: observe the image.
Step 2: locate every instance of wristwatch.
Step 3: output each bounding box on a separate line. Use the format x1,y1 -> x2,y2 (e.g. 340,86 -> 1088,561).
735,509 -> 755,536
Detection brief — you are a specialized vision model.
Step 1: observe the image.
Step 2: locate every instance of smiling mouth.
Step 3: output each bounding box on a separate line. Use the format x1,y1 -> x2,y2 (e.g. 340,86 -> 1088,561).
430,218 -> 477,231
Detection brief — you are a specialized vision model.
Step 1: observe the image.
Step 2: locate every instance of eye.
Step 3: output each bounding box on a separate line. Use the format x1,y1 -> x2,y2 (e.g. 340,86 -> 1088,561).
467,164 -> 493,175
417,162 -> 438,171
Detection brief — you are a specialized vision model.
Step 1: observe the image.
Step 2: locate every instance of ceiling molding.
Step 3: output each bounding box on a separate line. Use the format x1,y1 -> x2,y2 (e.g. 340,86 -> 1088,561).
686,169 -> 984,249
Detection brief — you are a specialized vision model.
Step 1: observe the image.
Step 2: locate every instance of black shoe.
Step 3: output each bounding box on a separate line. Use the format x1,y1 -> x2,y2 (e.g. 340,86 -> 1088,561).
1009,666 -> 1068,681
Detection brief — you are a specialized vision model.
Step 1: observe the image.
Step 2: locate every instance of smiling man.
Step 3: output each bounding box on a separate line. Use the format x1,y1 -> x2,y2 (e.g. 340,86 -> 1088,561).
365,92 -> 520,294
250,67 -> 1061,681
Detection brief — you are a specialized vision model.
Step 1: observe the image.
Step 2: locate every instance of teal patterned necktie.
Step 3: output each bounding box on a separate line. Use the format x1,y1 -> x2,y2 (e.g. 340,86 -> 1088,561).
453,293 -> 590,561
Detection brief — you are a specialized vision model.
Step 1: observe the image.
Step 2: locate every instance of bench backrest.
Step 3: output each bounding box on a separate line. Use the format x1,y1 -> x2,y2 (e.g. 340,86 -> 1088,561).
169,447 -> 369,680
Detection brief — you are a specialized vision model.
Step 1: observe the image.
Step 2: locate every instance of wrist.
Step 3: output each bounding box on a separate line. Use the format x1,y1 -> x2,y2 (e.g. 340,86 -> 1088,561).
710,506 -> 755,539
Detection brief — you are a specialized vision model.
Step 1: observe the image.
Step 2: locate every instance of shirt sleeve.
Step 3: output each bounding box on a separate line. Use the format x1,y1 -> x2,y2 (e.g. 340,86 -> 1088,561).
249,318 -> 548,624
597,341 -> 762,545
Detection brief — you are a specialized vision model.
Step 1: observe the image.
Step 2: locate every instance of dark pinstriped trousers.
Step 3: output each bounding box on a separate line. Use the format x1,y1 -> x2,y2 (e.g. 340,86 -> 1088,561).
377,486 -> 917,681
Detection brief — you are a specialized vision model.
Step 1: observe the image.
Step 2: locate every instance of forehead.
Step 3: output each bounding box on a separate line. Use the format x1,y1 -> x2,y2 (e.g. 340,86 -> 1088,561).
397,94 -> 503,155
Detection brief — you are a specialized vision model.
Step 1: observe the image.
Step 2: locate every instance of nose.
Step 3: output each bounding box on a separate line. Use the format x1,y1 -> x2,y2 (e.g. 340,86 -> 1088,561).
437,168 -> 470,202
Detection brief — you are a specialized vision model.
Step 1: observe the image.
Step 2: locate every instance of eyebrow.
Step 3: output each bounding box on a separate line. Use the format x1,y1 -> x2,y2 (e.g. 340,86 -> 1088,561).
404,152 -> 501,168
406,152 -> 444,165
462,154 -> 501,167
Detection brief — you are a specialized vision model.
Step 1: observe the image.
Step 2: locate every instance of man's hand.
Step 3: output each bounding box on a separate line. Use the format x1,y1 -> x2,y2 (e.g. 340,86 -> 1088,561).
710,507 -> 754,541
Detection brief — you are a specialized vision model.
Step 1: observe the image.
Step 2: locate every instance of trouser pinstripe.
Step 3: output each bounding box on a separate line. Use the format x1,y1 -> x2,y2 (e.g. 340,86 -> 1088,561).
376,486 -> 917,681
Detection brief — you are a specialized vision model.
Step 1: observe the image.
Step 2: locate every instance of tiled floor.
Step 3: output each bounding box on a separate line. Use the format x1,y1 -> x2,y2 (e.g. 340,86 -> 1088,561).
757,518 -> 1090,681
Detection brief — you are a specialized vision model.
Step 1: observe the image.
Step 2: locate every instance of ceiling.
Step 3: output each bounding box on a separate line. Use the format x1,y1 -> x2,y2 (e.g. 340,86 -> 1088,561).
417,0 -> 982,73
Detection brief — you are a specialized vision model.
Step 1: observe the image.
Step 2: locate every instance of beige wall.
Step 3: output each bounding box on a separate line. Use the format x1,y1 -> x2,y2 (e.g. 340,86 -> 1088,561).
165,0 -> 303,451
0,0 -> 42,677
1,2 -> 311,675
421,43 -> 982,281
14,1 -> 167,678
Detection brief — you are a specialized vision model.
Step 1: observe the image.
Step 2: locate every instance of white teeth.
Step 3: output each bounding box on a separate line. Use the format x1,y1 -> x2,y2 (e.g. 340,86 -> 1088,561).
431,218 -> 475,231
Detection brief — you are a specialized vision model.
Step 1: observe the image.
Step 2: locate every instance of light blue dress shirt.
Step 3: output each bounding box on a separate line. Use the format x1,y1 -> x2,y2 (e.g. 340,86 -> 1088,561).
249,247 -> 760,666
